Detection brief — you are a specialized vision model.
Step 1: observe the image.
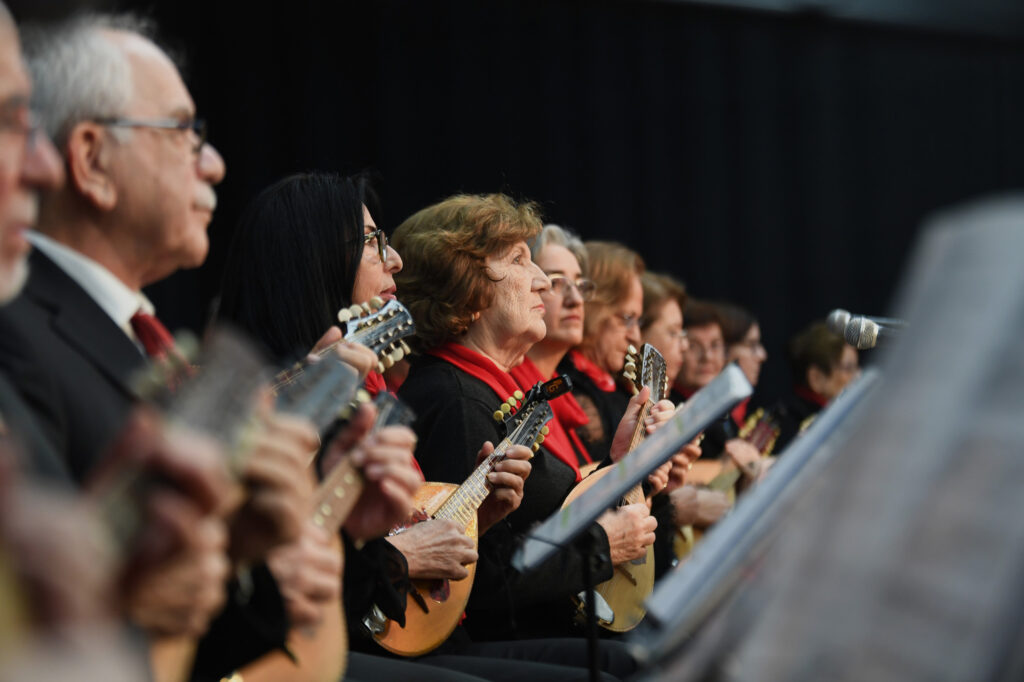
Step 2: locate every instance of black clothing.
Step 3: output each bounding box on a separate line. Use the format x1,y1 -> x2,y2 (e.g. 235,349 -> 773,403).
771,392 -> 824,453
0,368 -> 73,484
0,250 -> 141,482
397,355 -> 614,641
558,356 -> 630,465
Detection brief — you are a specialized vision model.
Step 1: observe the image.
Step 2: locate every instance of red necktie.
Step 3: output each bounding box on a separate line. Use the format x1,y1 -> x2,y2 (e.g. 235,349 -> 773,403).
130,310 -> 176,360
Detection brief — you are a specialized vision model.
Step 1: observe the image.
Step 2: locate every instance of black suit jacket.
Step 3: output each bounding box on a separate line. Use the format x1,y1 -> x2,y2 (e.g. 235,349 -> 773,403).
0,248 -> 288,679
0,249 -> 143,483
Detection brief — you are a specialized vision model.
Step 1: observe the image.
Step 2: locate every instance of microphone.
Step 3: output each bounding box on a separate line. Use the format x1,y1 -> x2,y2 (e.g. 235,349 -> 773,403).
844,316 -> 902,349
827,309 -> 908,335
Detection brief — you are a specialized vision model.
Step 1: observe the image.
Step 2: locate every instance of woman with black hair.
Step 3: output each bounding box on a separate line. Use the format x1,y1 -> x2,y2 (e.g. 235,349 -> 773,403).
217,172 -> 398,364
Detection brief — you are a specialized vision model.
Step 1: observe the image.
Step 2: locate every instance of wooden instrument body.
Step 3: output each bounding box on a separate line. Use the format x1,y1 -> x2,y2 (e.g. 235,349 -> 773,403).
237,536 -> 347,682
373,482 -> 478,657
562,465 -> 654,632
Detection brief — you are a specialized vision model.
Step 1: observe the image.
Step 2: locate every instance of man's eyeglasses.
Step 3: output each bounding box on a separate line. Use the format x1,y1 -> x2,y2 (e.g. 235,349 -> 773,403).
547,274 -> 596,301
359,228 -> 389,263
93,117 -> 207,155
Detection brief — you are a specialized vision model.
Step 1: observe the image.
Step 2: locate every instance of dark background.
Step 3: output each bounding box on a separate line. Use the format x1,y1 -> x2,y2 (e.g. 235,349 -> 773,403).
12,0 -> 1024,403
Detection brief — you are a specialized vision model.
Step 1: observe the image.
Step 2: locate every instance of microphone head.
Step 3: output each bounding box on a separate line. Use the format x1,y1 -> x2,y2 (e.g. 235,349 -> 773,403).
844,317 -> 879,350
827,309 -> 851,335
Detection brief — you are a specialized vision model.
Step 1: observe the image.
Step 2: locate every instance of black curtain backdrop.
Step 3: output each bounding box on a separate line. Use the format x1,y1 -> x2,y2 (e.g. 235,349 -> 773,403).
101,0 -> 1024,403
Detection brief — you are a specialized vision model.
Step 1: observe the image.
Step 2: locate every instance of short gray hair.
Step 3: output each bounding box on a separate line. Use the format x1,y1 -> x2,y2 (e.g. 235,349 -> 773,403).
530,223 -> 589,275
21,13 -> 162,148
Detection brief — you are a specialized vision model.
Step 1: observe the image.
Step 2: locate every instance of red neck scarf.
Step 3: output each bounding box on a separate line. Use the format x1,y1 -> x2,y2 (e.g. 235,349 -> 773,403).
674,383 -> 696,401
428,342 -> 524,407
510,357 -> 591,479
362,371 -> 423,479
794,384 -> 829,409
568,349 -> 616,393
364,371 -> 388,398
731,397 -> 750,426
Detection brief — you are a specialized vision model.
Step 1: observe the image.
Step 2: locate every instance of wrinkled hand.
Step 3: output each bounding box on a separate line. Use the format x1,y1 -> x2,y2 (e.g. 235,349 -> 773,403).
665,440 -> 702,494
610,388 -> 677,462
267,521 -> 343,629
229,410 -> 317,563
670,486 -> 731,527
476,442 -> 532,535
596,502 -> 657,565
309,326 -> 379,380
88,410 -> 239,630
334,405 -> 420,541
387,519 -> 477,581
1,459 -> 115,628
724,438 -> 762,479
125,506 -> 229,637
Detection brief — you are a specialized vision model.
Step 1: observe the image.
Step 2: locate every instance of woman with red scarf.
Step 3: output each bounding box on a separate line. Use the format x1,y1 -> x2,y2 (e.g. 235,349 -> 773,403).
393,196 -> 656,662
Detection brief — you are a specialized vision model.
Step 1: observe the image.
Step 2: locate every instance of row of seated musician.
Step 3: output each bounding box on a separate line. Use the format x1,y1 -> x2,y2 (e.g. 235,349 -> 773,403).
0,7 -> 863,681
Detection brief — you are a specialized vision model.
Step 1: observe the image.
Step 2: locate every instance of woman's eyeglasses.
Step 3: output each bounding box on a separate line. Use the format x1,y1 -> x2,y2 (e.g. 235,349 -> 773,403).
547,274 -> 596,301
359,228 -> 389,263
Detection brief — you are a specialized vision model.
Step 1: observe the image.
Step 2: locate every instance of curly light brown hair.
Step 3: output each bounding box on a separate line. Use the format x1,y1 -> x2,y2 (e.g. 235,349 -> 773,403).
392,193 -> 543,352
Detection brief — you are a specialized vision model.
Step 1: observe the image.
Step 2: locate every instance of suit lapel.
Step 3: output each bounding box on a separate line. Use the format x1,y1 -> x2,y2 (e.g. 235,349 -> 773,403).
25,250 -> 146,401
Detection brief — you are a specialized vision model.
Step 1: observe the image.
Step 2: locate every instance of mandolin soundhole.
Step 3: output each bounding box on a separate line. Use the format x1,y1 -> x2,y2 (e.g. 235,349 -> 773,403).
428,579 -> 451,603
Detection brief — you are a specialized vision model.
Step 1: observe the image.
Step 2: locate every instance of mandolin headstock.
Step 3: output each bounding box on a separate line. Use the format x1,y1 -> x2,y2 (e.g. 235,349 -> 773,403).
491,375 -> 573,452
623,343 -> 668,401
338,297 -> 415,373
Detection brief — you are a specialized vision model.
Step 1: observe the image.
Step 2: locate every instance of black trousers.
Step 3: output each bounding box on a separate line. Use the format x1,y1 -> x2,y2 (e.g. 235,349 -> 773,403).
345,637 -> 636,681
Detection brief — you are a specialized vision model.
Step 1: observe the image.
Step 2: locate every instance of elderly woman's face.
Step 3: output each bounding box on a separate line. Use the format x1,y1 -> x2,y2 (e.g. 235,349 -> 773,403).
643,299 -> 688,384
475,240 -> 551,351
590,274 -> 643,375
536,244 -> 585,350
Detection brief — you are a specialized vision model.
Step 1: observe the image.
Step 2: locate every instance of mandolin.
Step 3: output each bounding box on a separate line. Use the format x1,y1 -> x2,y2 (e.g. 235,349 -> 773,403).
363,376 -> 571,657
562,343 -> 667,632
238,392 -> 413,682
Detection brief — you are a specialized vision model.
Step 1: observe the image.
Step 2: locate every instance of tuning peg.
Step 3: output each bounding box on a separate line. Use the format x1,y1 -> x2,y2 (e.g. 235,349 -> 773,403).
627,344 -> 638,355
532,443 -> 540,452
390,345 -> 405,363
500,402 -> 513,415
337,308 -> 353,323
370,296 -> 385,309
360,302 -> 372,313
493,410 -> 505,421
349,304 -> 364,318
624,360 -> 637,374
535,434 -> 545,445
399,340 -> 411,354
356,388 -> 371,404
377,361 -> 385,374
382,353 -> 395,369
514,390 -> 524,401
541,426 -> 550,436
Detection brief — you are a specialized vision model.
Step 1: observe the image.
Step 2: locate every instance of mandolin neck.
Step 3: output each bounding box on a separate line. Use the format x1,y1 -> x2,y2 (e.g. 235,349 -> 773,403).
312,457 -> 365,532
620,399 -> 654,505
433,439 -> 510,531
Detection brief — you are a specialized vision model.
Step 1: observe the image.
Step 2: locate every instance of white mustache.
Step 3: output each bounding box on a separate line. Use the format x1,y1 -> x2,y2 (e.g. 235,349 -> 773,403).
194,186 -> 217,212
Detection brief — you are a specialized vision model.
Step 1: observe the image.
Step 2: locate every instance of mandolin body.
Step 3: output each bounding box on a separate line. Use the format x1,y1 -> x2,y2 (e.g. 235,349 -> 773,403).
562,466 -> 654,632
373,482 -> 479,657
